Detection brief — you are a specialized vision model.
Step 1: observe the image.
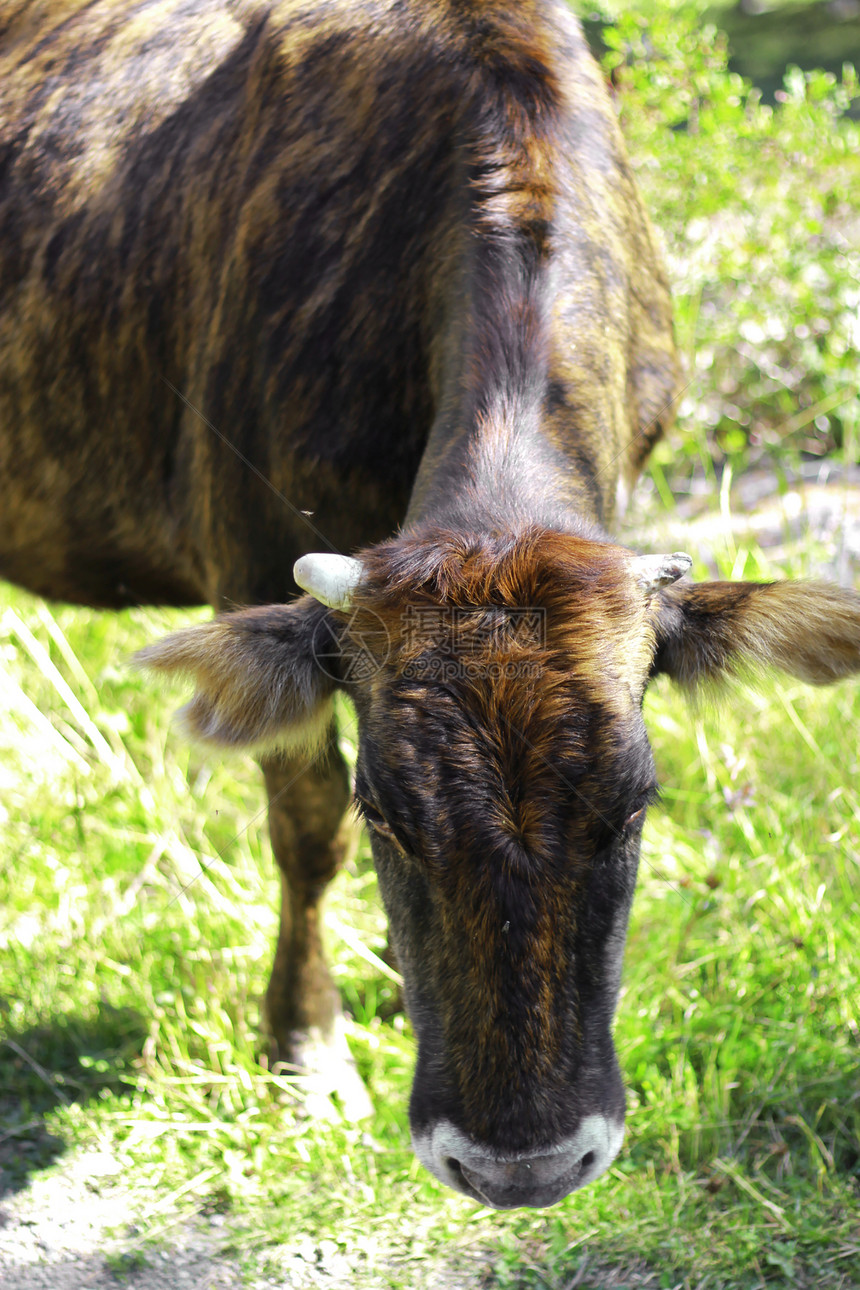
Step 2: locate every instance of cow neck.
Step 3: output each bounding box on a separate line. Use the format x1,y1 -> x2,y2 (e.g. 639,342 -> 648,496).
404,29 -> 611,548
404,235 -> 607,545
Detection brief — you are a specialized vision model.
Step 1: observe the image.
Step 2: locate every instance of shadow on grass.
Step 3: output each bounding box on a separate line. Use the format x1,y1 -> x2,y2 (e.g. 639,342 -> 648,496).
0,1003 -> 147,1198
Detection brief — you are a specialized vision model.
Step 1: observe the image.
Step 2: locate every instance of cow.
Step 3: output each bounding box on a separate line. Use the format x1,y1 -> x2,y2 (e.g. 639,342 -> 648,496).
2,0 -> 859,1210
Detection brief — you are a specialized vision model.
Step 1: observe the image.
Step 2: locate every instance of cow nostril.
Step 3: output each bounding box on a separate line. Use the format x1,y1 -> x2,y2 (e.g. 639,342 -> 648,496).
580,1150 -> 595,1171
446,1157 -> 463,1177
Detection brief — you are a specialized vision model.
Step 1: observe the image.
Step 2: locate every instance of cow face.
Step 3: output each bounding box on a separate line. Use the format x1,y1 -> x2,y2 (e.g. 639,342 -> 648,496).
140,531 -> 860,1208
331,529 -> 662,1207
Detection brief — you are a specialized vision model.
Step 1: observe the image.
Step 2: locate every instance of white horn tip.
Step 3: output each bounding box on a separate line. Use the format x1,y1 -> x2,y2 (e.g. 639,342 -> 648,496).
294,553 -> 363,611
632,551 -> 692,597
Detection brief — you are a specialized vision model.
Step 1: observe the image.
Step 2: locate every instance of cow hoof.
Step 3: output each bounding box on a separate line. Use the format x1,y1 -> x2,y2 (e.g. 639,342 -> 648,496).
272,1018 -> 373,1123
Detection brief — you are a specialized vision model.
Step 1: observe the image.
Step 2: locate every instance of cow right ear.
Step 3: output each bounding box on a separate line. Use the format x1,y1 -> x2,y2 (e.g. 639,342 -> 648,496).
652,578 -> 860,690
136,598 -> 342,754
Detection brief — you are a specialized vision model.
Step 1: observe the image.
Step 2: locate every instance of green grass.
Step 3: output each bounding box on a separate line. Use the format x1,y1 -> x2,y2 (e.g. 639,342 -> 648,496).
1,505 -> 858,1288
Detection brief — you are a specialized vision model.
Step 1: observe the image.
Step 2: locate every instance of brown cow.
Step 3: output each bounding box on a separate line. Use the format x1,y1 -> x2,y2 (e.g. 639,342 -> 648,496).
2,0 -> 858,1208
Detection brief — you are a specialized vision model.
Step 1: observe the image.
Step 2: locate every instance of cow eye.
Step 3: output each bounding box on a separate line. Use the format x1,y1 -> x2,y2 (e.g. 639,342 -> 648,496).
624,786 -> 659,831
356,799 -> 405,850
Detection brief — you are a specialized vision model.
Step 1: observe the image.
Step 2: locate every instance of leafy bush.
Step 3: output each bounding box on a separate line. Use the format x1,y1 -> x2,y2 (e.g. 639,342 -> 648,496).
598,7 -> 860,481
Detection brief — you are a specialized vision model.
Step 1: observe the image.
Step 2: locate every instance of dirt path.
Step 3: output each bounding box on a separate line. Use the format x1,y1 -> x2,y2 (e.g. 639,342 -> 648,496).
0,1148 -> 243,1290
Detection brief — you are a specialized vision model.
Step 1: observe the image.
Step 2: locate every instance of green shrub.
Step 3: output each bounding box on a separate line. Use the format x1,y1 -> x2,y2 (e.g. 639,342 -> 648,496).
599,7 -> 860,481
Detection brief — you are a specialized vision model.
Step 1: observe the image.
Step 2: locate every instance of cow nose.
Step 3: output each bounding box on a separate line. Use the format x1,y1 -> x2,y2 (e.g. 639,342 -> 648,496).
445,1145 -> 597,1209
413,1114 -> 623,1208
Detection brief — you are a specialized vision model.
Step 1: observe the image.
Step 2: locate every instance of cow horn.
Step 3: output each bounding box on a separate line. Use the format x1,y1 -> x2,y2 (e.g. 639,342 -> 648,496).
294,553 -> 363,610
630,552 -> 692,597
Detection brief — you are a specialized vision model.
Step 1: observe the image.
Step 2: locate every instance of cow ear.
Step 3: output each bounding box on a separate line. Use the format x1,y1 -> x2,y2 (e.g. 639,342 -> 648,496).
136,599 -> 341,753
652,579 -> 860,689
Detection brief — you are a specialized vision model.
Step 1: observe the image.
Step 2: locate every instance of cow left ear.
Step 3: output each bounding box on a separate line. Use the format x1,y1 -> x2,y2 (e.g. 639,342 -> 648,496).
652,579 -> 860,689
136,598 -> 341,753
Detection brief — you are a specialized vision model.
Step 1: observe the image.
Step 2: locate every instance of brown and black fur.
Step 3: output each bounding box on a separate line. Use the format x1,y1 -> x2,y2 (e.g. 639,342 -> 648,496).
346,527 -> 658,1148
0,0 -> 675,1079
0,0 -> 676,610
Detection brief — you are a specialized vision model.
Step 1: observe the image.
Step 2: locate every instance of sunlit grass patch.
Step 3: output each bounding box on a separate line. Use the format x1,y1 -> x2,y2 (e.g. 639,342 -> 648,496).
1,525 -> 858,1288
1,447 -> 859,1287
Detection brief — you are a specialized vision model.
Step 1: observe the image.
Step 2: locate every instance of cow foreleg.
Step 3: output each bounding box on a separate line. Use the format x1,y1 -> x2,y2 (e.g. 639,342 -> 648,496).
261,737 -> 372,1120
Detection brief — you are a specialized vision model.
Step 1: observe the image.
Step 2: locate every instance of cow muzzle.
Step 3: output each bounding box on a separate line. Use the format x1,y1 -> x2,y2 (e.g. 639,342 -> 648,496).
412,1114 -> 624,1209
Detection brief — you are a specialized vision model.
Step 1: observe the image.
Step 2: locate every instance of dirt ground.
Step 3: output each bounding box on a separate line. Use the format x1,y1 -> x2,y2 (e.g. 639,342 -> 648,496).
0,1148 -> 243,1290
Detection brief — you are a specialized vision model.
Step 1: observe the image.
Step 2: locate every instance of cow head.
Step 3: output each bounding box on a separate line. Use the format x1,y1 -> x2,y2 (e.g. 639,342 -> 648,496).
140,528 -> 860,1208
